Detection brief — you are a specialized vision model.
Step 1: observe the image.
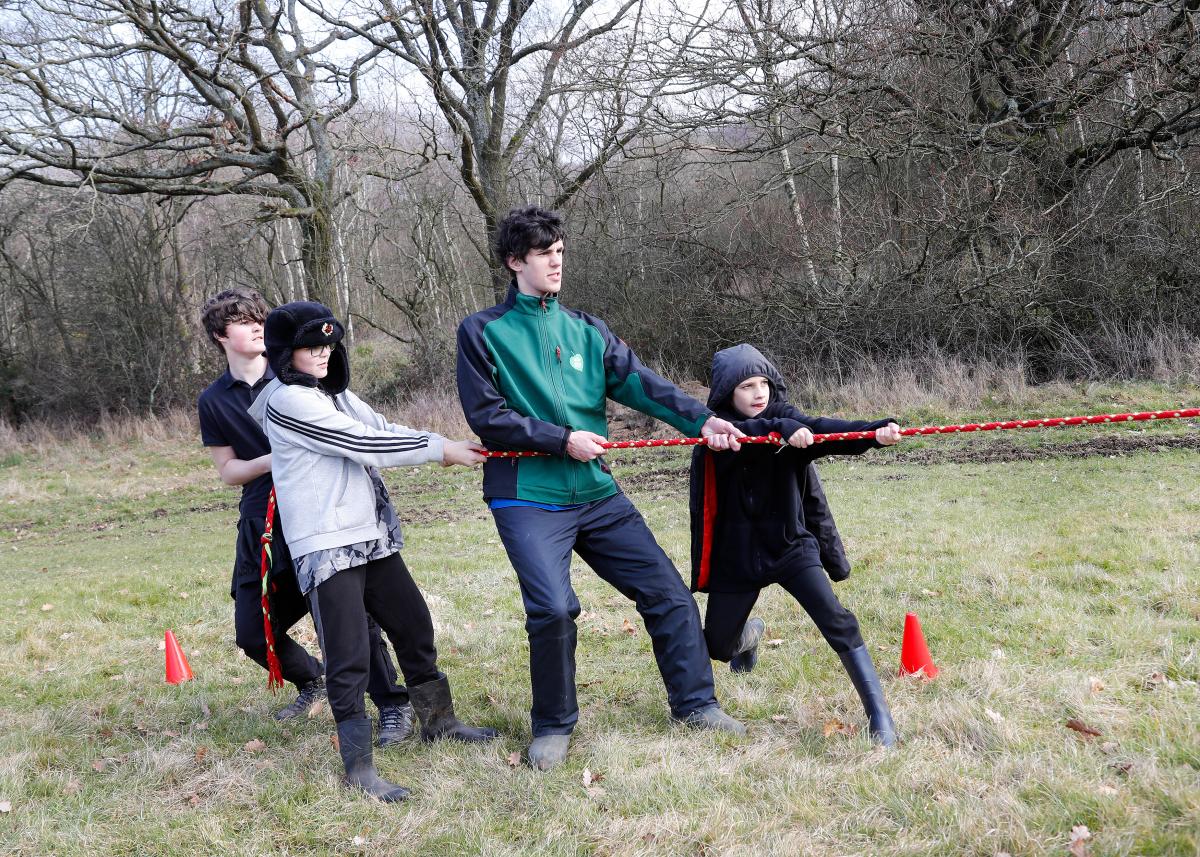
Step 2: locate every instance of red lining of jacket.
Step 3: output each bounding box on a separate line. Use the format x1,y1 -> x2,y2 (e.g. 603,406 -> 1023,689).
698,450 -> 717,591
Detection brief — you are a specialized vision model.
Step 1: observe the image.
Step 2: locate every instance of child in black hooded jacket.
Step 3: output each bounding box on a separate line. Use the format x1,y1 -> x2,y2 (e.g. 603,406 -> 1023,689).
689,344 -> 902,745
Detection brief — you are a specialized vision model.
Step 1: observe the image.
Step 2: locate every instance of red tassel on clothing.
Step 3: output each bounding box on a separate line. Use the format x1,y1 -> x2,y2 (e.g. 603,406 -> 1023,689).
260,489 -> 285,691
697,451 -> 717,591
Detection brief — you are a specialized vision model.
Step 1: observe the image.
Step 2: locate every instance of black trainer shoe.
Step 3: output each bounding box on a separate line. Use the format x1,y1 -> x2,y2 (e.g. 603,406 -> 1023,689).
376,703 -> 414,747
273,676 -> 327,721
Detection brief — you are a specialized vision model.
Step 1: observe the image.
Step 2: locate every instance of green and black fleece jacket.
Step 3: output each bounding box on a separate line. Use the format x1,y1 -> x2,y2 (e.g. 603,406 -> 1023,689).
456,284 -> 713,505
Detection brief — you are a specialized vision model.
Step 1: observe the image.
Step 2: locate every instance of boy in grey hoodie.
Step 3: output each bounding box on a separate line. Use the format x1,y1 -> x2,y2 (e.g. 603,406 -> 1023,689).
249,301 -> 497,801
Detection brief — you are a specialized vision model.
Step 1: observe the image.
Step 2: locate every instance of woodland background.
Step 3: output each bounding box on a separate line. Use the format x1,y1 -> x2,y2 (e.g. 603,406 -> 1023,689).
2,0 -> 1199,422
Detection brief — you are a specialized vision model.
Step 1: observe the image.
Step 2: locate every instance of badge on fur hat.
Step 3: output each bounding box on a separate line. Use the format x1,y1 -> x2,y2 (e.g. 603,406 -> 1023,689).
321,322 -> 333,337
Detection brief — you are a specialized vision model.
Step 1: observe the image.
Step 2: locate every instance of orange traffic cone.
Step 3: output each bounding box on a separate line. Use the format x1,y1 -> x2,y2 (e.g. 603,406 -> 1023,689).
899,612 -> 939,679
164,630 -> 194,684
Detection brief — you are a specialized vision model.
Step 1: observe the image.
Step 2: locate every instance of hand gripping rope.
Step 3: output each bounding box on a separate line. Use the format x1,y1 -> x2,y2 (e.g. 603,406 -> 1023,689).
478,408 -> 1200,457
259,488 -> 285,691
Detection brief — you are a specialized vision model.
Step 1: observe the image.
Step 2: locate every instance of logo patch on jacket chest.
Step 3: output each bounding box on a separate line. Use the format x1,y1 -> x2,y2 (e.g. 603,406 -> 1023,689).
569,353 -> 584,372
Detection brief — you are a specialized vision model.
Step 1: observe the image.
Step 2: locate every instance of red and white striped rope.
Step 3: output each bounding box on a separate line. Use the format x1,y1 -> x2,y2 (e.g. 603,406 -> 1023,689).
480,407 -> 1200,458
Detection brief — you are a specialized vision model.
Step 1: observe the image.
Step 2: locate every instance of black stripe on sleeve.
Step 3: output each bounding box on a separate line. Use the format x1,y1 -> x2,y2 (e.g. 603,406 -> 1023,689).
267,404 -> 430,454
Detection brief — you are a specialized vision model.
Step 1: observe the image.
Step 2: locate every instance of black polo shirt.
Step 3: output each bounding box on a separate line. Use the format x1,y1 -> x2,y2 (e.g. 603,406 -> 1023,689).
197,365 -> 275,518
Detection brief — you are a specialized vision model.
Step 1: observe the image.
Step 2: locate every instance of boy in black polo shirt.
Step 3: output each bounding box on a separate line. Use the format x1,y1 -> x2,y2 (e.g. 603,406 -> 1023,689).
198,289 -> 413,741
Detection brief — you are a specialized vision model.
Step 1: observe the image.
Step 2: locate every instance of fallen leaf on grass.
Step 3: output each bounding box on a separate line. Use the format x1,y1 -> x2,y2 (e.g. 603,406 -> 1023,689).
1068,824 -> 1092,857
1088,676 -> 1105,693
41,603 -> 53,612
984,708 -> 1004,723
60,633 -> 74,640
823,719 -> 858,738
1099,741 -> 1118,755
351,835 -> 366,846
329,733 -> 340,751
582,768 -> 605,788
156,640 -> 167,651
307,700 -> 327,719
1142,671 -> 1175,690
1065,718 -> 1102,739
621,618 -> 638,636
1108,759 -> 1134,776
770,714 -> 789,723
194,746 -> 208,763
920,588 -> 941,597
91,760 -> 105,772
764,639 -> 784,648
506,751 -> 521,768
242,739 -> 267,754
0,800 -> 11,813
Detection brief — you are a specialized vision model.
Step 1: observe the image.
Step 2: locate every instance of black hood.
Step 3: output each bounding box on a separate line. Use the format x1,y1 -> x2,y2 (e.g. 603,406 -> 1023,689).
707,344 -> 788,413
264,301 -> 350,395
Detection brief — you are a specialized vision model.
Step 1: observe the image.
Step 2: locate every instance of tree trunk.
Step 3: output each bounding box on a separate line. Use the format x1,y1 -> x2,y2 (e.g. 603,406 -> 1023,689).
298,198 -> 339,309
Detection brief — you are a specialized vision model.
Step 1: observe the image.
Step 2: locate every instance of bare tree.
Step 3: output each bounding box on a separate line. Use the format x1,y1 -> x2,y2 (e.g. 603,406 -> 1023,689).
307,0 -> 703,298
0,0 -> 385,307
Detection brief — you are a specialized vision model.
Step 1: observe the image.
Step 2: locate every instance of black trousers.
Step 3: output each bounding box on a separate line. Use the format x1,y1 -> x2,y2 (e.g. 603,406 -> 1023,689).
307,552 -> 440,723
704,564 -> 864,662
232,516 -> 407,707
493,493 -> 718,736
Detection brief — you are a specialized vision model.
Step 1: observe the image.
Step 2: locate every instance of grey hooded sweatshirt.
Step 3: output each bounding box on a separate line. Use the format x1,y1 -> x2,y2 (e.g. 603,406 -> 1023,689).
247,378 -> 445,559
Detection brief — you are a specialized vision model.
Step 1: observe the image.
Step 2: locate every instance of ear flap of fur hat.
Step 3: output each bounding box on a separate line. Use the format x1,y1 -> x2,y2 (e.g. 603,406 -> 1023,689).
264,301 -> 350,395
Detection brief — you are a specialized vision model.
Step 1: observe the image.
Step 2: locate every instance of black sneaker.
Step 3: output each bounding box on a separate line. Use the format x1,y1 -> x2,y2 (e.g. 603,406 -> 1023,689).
273,676 -> 327,721
376,703 -> 414,747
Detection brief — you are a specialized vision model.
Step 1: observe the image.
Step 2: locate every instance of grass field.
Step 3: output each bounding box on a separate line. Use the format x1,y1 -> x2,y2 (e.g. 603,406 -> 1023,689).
1,386 -> 1198,856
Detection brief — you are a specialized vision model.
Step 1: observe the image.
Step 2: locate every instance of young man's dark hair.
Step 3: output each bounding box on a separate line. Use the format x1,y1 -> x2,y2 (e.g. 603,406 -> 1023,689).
200,288 -> 270,350
494,205 -> 566,272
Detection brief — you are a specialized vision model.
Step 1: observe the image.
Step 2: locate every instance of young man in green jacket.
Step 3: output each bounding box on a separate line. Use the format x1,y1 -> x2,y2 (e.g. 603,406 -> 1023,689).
456,205 -> 746,770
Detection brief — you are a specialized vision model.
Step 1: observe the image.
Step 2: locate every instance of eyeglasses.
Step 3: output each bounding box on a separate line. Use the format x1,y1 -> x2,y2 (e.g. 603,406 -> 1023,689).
306,344 -> 333,358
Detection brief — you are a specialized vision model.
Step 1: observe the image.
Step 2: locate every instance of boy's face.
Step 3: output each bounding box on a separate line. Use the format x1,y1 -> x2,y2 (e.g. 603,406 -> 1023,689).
508,240 -> 564,297
215,317 -> 265,358
731,376 -> 770,418
291,344 -> 331,379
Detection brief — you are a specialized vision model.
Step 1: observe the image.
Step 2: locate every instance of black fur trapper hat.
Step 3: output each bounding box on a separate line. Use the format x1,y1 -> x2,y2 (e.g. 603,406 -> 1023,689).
264,301 -> 349,395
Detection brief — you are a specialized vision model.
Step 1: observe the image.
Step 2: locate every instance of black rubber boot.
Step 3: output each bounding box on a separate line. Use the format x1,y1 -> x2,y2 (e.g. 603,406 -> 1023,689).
729,617 -> 765,674
408,674 -> 499,743
336,717 -> 410,801
376,703 -> 414,747
838,645 -> 898,747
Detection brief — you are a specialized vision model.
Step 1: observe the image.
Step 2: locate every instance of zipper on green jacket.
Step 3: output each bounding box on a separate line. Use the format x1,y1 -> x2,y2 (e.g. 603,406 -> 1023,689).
536,300 -> 576,503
